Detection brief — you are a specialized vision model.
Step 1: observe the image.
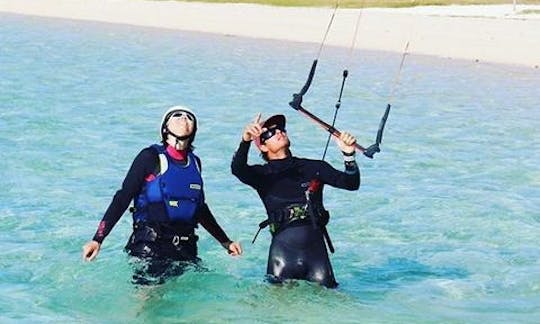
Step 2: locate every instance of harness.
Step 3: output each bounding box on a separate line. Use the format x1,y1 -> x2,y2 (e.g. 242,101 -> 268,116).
251,181 -> 333,252
129,222 -> 199,247
132,145 -> 203,224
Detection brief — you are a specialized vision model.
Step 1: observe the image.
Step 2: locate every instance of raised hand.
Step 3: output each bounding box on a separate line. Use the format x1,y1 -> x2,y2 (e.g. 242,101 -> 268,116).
242,113 -> 263,142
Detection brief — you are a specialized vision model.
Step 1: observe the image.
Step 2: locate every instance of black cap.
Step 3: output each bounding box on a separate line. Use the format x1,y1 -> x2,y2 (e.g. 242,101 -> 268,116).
262,114 -> 286,130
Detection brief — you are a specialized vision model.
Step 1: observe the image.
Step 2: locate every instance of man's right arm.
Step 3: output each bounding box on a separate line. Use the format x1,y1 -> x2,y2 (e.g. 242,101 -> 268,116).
231,140 -> 260,188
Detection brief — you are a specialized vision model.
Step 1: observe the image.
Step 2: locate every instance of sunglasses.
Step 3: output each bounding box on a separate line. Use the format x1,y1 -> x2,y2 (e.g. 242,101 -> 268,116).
260,125 -> 286,143
170,111 -> 195,121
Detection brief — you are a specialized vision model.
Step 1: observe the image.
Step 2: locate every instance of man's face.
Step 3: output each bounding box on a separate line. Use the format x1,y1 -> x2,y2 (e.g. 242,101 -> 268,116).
260,124 -> 289,152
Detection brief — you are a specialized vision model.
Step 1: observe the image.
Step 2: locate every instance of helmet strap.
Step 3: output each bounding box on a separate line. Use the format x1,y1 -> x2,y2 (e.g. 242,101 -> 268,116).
165,127 -> 192,150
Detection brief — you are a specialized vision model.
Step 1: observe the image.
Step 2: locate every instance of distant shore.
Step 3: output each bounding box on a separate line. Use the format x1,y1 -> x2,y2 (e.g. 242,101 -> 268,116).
1,0 -> 539,67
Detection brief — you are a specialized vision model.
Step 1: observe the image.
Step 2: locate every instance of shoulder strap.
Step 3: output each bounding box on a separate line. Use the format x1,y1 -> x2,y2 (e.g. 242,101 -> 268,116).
150,144 -> 168,175
158,153 -> 168,175
188,152 -> 202,173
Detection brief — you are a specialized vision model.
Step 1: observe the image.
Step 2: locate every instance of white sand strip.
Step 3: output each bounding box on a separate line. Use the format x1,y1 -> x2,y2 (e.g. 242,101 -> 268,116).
1,0 -> 539,67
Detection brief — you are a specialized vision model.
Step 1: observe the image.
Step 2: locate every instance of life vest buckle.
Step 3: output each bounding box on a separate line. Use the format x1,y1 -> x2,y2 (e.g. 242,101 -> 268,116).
171,235 -> 191,246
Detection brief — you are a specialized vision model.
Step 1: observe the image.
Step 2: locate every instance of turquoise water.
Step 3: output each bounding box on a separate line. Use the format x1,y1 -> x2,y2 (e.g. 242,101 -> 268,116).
1,13 -> 539,323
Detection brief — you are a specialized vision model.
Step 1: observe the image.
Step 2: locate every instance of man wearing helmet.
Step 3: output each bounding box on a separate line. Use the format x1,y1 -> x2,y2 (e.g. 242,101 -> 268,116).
83,106 -> 242,284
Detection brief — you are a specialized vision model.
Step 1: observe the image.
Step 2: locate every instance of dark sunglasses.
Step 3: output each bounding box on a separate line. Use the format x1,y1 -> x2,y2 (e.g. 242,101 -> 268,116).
170,111 -> 194,121
260,126 -> 286,143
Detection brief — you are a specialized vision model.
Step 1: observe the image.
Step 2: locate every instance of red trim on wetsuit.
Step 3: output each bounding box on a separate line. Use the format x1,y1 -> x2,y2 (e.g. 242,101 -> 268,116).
95,220 -> 106,241
166,145 -> 187,161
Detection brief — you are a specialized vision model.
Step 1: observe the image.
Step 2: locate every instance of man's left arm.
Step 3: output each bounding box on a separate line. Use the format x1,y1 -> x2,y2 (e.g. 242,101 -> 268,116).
197,203 -> 242,255
318,154 -> 360,190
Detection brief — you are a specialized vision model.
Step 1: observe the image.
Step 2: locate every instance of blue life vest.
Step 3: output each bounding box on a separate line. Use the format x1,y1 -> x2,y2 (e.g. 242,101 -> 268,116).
133,145 -> 203,224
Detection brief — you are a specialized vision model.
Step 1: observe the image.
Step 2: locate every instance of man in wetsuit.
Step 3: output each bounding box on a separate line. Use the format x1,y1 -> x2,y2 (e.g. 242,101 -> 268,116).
83,106 -> 242,284
231,114 -> 359,288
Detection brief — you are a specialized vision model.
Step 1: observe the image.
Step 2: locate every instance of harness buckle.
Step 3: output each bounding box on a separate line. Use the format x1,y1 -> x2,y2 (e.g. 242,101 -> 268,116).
172,235 -> 190,246
288,205 -> 308,222
172,235 -> 180,246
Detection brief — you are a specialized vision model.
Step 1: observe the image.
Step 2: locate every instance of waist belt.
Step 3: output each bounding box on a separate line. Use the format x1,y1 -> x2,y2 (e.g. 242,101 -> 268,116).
162,232 -> 198,246
132,222 -> 198,246
251,204 -> 335,253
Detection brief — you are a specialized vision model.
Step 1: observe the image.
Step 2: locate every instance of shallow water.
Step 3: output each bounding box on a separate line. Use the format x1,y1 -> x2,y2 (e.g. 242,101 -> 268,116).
1,13 -> 539,323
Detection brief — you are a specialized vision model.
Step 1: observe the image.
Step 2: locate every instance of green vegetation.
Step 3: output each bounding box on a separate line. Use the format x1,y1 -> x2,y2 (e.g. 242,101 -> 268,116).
178,0 -> 540,8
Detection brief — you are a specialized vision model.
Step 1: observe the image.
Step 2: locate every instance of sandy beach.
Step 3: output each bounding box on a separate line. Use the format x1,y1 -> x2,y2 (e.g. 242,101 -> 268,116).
1,0 -> 539,67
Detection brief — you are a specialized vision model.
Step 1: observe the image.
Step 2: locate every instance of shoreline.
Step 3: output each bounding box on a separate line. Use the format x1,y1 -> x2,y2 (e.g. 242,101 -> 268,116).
1,0 -> 539,67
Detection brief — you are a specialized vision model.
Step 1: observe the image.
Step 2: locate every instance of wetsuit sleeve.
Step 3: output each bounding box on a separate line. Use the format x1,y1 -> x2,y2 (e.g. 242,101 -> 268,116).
316,157 -> 360,190
197,203 -> 232,245
231,140 -> 263,188
91,148 -> 157,243
195,156 -> 232,245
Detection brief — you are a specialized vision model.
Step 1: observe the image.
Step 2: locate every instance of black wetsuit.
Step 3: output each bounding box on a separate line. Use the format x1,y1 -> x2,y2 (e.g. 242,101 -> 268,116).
91,145 -> 231,283
231,140 -> 359,288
